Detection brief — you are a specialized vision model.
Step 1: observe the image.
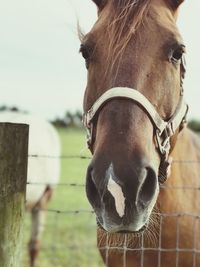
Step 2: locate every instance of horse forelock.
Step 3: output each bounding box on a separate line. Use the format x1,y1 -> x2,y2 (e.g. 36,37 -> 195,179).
104,0 -> 151,72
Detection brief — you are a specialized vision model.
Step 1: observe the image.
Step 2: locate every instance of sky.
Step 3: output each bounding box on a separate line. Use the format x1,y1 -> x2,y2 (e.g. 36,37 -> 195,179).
0,0 -> 199,120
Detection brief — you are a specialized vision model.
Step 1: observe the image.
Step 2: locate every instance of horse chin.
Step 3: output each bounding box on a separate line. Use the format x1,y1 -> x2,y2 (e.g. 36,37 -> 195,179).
97,219 -> 147,234
117,225 -> 147,234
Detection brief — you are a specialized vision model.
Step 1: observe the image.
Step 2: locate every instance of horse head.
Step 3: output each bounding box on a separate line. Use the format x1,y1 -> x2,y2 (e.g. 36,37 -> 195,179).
81,0 -> 187,233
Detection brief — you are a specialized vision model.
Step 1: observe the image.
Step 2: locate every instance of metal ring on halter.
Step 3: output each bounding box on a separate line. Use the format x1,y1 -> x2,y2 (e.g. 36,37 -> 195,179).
155,129 -> 171,156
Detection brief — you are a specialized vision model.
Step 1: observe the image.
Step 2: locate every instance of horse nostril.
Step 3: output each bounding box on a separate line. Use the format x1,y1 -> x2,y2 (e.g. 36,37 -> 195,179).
138,167 -> 157,207
86,166 -> 101,210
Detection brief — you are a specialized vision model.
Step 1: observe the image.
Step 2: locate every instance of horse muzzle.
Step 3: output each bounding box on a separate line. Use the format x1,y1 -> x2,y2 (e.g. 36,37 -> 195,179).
86,160 -> 159,233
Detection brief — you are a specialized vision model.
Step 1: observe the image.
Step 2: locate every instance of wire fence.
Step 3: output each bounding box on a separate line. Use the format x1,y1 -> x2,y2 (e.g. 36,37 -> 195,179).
23,153 -> 200,267
98,213 -> 200,267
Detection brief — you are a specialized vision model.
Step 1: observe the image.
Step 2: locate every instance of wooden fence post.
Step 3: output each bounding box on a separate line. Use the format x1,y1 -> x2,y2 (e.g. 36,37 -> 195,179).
0,123 -> 29,267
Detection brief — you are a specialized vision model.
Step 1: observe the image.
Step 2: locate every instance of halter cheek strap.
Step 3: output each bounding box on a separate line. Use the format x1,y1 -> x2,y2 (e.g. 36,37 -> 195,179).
83,87 -> 188,184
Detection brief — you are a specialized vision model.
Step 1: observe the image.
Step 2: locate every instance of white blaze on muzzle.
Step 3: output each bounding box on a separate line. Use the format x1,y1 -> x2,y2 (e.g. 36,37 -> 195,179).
107,174 -> 125,218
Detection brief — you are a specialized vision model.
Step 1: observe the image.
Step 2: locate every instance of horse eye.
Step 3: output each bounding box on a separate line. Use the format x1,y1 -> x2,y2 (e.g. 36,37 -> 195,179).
80,44 -> 90,59
80,44 -> 91,69
170,44 -> 186,64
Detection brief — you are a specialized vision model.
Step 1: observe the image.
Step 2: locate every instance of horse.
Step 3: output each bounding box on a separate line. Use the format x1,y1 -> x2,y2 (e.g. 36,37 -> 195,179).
0,111 -> 60,267
80,0 -> 200,266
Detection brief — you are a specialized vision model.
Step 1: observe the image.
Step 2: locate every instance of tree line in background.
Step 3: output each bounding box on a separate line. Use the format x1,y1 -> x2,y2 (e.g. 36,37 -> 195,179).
188,120 -> 200,133
0,105 -> 83,128
52,110 -> 83,128
0,105 -> 200,132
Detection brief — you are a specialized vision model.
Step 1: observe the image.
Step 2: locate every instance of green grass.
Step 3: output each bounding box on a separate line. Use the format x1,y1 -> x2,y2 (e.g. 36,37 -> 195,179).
22,127 -> 104,267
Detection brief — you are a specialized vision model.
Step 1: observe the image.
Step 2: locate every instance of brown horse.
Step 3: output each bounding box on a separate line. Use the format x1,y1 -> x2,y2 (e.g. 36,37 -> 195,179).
80,0 -> 200,266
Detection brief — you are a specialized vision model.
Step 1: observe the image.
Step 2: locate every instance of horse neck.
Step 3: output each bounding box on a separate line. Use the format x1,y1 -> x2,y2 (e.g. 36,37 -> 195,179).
159,127 -> 200,213
171,128 -> 200,163
168,128 -> 200,185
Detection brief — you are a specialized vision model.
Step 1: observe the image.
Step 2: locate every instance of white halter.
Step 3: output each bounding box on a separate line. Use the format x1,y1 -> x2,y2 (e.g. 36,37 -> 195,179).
83,87 -> 188,156
83,86 -> 188,184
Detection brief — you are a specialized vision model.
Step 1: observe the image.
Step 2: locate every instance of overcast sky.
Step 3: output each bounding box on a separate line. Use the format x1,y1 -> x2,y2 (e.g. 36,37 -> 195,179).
0,0 -> 199,120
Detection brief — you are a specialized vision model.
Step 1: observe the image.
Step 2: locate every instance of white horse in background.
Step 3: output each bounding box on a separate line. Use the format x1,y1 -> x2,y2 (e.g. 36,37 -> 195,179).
0,111 -> 60,267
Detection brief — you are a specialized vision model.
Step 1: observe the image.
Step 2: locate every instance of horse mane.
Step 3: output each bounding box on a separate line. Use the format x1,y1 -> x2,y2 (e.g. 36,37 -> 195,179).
106,0 -> 151,72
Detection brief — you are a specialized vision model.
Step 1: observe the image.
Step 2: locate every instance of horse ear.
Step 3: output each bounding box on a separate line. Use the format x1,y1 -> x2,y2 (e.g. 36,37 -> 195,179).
169,0 -> 184,9
92,0 -> 107,10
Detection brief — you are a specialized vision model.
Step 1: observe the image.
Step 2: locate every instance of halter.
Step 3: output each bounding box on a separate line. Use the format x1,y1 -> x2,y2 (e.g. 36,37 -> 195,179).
83,60 -> 189,184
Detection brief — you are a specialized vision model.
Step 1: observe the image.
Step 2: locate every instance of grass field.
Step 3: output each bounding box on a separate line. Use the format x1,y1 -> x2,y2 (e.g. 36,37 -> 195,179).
22,127 -> 104,267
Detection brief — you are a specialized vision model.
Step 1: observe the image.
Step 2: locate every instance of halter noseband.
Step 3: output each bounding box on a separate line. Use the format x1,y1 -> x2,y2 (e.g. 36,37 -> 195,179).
83,65 -> 188,184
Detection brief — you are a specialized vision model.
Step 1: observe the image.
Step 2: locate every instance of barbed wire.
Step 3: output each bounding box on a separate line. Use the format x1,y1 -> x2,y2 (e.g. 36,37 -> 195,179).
26,182 -> 85,186
160,185 -> 200,190
27,153 -> 200,163
28,154 -> 91,159
44,208 -> 95,215
27,202 -> 200,219
26,181 -> 200,191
